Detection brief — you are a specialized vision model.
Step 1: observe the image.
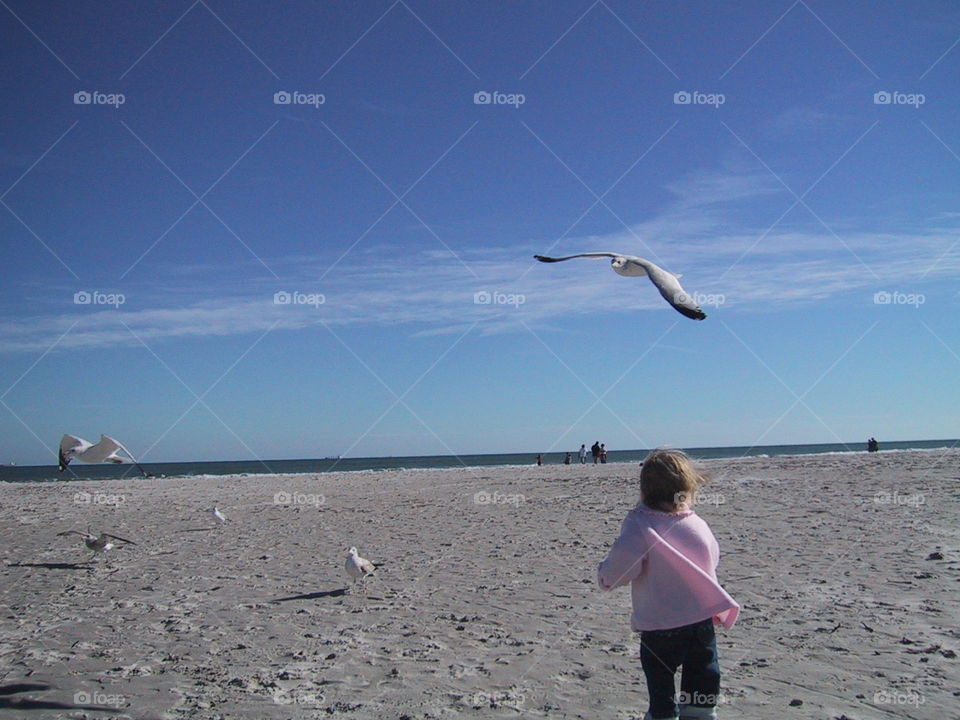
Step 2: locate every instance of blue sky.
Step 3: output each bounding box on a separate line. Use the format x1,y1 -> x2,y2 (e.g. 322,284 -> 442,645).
1,1 -> 958,464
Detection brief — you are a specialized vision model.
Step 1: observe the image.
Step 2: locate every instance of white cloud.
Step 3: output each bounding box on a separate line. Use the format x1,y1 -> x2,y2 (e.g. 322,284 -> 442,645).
1,169 -> 956,353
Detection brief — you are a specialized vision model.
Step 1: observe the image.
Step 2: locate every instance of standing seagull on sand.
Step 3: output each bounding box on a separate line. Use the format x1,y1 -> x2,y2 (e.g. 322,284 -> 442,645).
58,530 -> 136,562
345,547 -> 377,591
533,252 -> 707,320
209,506 -> 227,526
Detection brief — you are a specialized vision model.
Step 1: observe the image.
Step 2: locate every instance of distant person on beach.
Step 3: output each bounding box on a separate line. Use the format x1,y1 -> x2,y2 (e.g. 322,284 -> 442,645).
579,444 -> 588,464
598,449 -> 739,720
564,452 -> 572,465
536,454 -> 543,466
600,444 -> 607,464
867,437 -> 879,453
591,441 -> 601,464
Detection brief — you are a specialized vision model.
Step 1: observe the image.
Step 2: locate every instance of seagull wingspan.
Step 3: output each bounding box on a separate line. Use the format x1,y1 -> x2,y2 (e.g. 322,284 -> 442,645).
534,253 -> 621,262
57,530 -> 89,539
58,433 -> 149,476
101,533 -> 136,545
534,250 -> 707,320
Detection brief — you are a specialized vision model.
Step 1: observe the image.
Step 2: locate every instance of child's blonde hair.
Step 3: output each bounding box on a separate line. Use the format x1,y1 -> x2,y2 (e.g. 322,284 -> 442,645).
640,448 -> 706,512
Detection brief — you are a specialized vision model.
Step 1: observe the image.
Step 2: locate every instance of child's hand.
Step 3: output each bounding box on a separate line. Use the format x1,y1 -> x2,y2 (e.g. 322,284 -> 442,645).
596,568 -> 614,591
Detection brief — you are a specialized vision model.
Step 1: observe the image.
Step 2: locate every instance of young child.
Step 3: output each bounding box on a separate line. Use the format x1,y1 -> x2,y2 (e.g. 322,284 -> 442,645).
597,449 -> 739,720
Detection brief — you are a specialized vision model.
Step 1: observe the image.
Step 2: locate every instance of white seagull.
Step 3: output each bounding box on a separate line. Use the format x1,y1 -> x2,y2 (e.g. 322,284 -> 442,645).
58,434 -> 149,477
345,547 -> 377,591
534,252 -> 707,320
209,506 -> 227,525
58,530 -> 136,562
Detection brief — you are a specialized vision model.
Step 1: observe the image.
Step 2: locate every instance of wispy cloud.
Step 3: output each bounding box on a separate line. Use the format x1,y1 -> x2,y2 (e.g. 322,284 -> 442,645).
1,169 -> 956,353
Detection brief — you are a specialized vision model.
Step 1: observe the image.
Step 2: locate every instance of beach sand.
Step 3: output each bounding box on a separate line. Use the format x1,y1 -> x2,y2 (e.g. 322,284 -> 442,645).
1,450 -> 957,719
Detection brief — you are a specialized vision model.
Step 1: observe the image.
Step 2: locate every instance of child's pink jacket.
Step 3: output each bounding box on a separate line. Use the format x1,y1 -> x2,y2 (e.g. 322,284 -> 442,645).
598,504 -> 739,631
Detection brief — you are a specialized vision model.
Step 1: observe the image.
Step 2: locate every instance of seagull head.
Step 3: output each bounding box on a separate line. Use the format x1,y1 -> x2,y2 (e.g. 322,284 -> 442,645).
609,255 -> 627,271
348,546 -> 358,556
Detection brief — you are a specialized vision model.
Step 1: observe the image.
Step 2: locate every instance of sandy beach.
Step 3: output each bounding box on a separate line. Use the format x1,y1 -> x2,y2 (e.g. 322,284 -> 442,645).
1,450 -> 957,719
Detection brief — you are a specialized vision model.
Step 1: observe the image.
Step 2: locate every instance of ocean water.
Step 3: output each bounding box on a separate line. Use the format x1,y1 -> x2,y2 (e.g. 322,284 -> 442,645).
1,439 -> 956,483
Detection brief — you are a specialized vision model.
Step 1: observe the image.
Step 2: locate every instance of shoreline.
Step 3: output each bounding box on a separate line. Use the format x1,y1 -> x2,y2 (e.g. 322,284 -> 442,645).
3,444 -> 958,486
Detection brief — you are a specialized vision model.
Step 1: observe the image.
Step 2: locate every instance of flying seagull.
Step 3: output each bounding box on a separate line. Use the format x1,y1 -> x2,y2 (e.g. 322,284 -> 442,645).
533,252 -> 707,320
345,546 -> 377,591
58,434 -> 149,477
58,530 -> 136,562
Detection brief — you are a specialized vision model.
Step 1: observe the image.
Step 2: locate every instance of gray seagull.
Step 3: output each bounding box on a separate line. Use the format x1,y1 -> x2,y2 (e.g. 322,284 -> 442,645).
58,530 -> 137,562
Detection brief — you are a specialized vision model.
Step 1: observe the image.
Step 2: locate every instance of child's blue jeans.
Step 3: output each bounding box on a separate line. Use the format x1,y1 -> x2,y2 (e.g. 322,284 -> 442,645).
639,617 -> 721,719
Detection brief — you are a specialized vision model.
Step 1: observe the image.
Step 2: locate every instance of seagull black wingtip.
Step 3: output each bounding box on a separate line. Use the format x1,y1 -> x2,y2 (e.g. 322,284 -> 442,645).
676,307 -> 708,321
